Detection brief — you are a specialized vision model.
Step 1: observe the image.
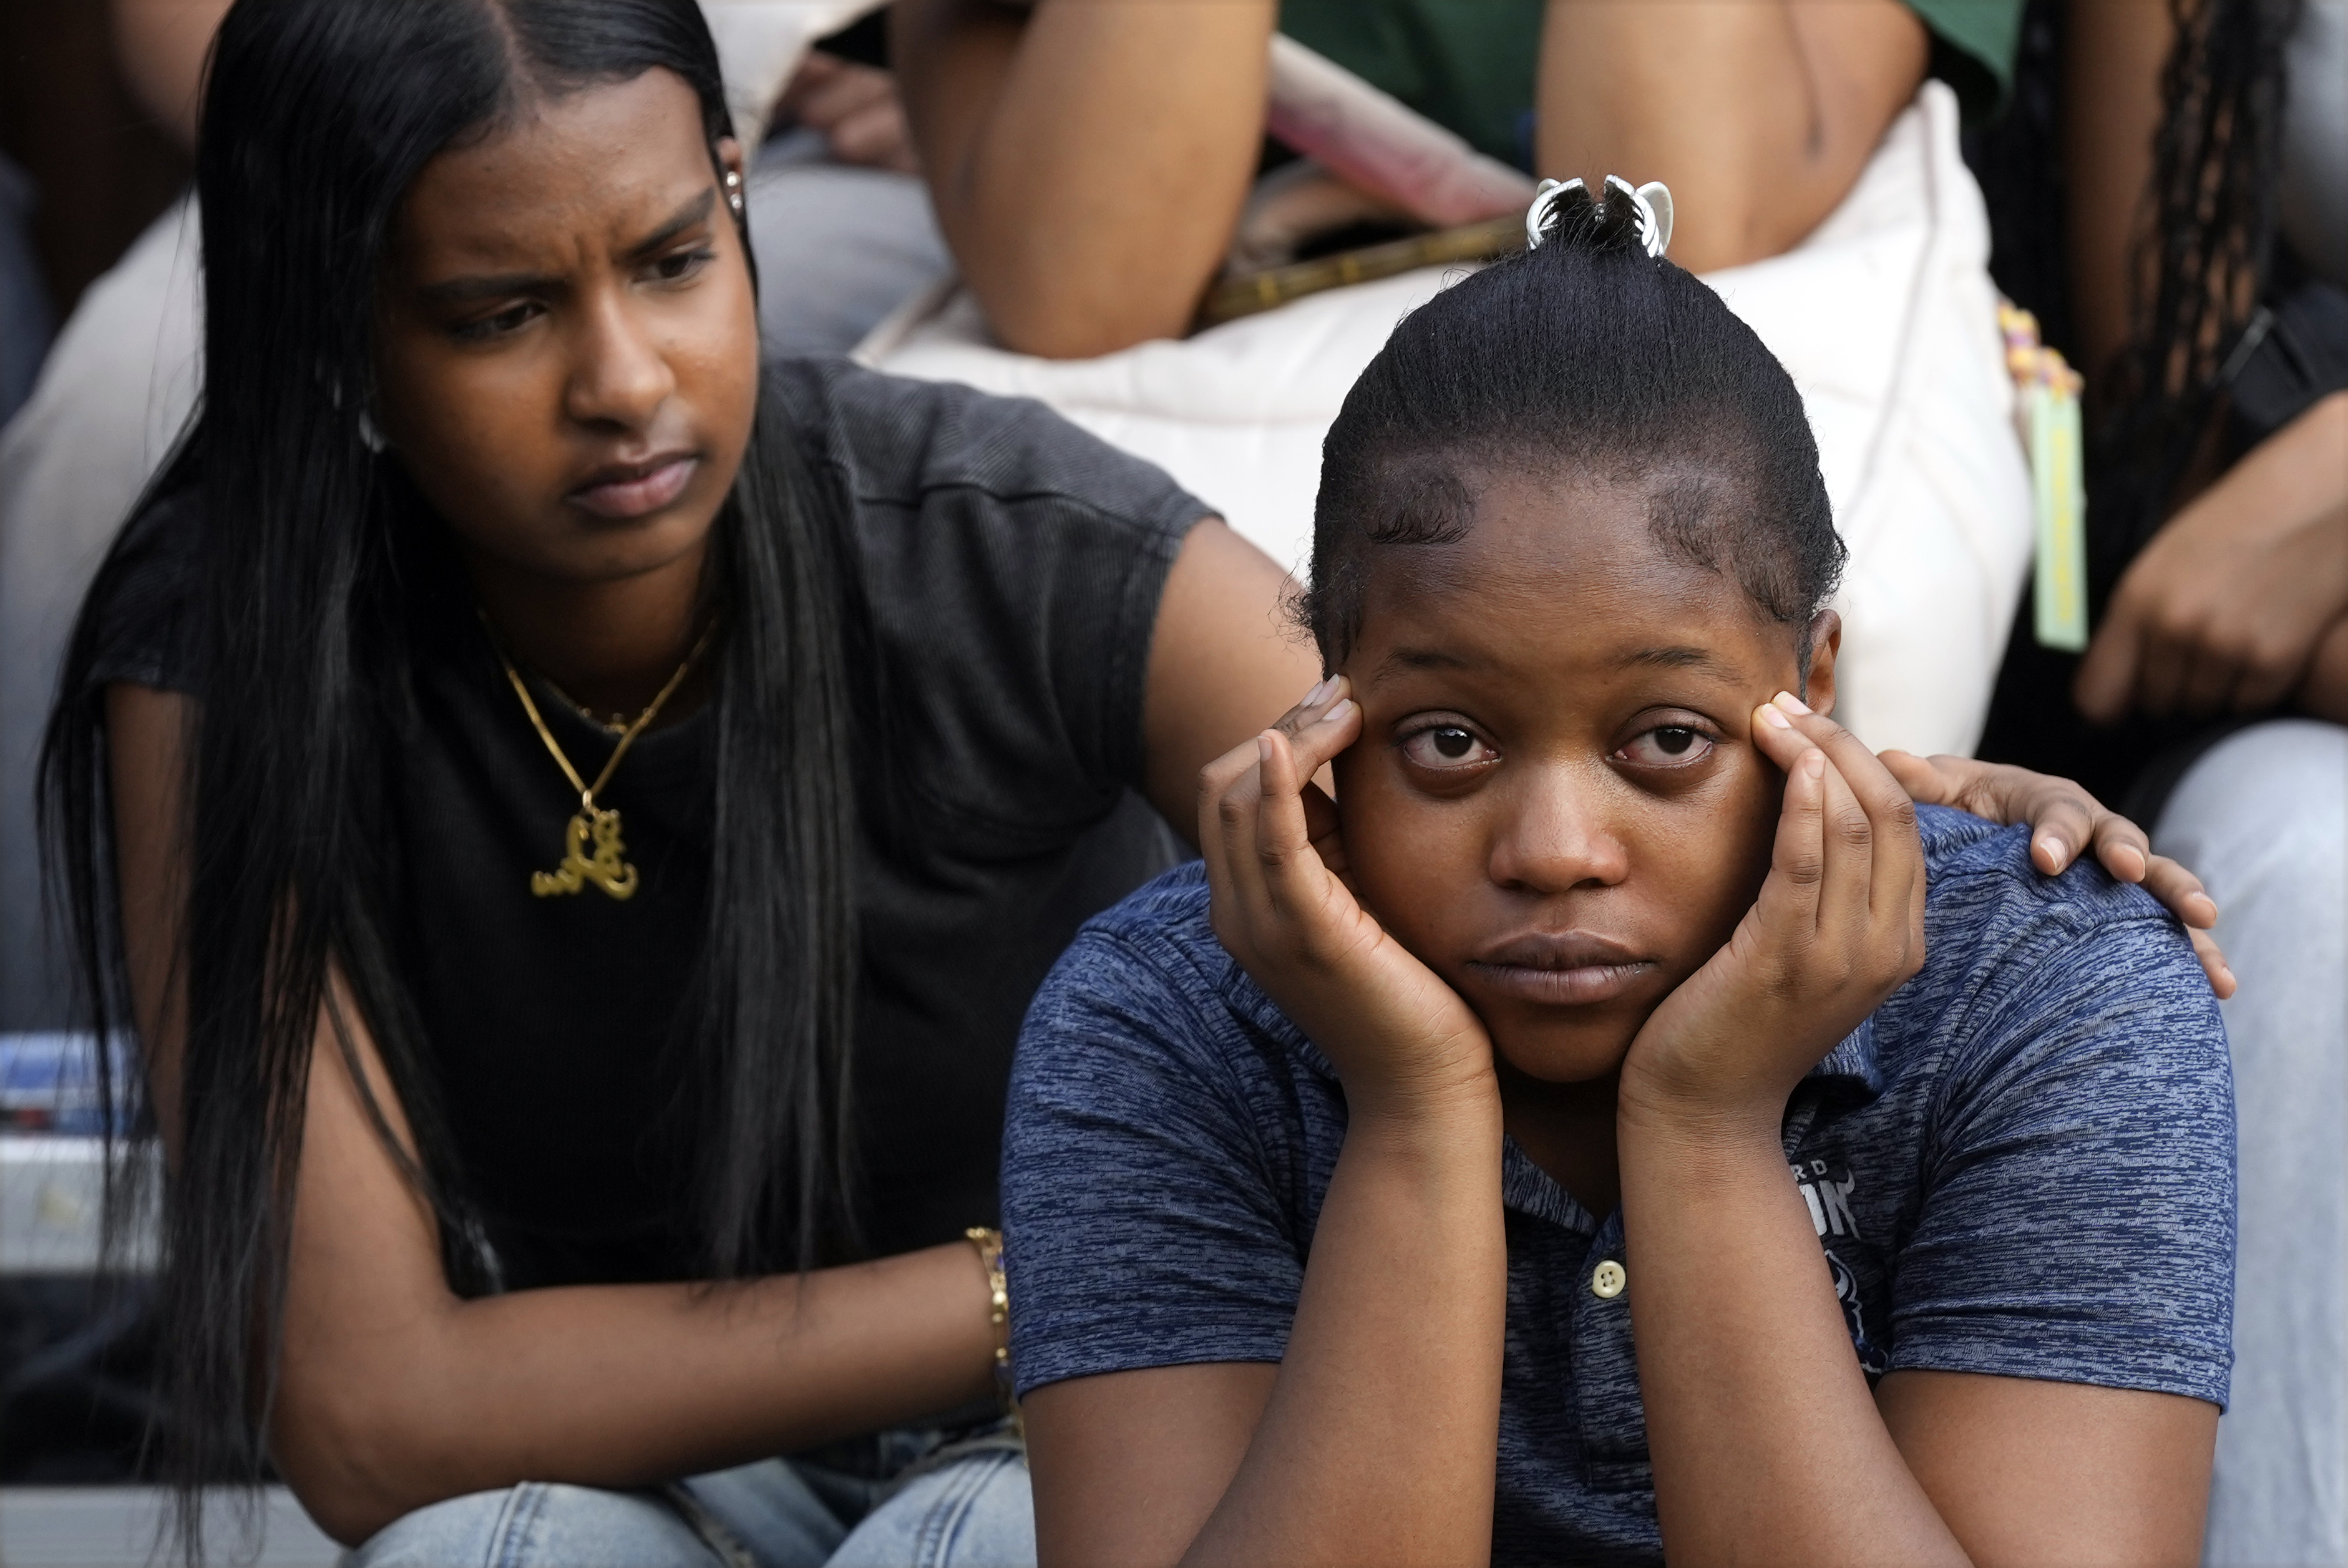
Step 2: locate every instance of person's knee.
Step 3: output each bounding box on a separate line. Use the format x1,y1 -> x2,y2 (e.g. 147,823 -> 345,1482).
2155,719 -> 2347,908
345,1482 -> 726,1568
826,1451 -> 1035,1568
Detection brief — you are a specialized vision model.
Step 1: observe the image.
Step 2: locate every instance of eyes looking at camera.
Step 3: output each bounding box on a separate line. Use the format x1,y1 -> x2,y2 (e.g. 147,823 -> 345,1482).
1395,714 -> 1723,789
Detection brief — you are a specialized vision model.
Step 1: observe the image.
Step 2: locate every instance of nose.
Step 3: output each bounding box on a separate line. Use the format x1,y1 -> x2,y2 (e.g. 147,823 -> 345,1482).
1486,762 -> 1631,894
562,283 -> 676,432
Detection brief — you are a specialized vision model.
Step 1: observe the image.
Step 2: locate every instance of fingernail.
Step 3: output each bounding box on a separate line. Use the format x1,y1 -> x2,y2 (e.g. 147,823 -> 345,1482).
1803,751 -> 1826,778
2035,834 -> 2067,867
1257,734 -> 1275,765
1303,676 -> 1334,707
1774,690 -> 1811,716
1318,698 -> 1356,726
1758,703 -> 1792,730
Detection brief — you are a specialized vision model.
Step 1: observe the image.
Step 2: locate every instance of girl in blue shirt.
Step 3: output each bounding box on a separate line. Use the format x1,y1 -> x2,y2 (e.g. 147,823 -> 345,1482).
1004,180 -> 2233,1566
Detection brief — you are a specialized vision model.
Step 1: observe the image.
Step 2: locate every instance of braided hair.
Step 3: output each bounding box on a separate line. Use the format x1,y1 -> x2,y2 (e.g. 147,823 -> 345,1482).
2095,0 -> 2299,588
1971,0 -> 2300,593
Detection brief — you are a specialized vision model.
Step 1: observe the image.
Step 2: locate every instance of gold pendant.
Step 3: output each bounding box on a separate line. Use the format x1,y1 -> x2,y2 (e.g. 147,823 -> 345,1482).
530,804 -> 639,900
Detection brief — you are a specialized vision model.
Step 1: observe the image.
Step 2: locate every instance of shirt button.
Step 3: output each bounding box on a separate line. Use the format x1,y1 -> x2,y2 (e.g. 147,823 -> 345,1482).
1591,1260 -> 1627,1300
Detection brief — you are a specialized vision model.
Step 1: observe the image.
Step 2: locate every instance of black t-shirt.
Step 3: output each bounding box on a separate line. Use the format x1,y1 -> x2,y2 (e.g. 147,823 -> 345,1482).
86,359 -> 1209,1288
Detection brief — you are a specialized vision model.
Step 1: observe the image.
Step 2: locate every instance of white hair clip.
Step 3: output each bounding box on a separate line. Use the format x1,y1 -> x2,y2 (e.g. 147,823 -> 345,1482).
1524,177 -> 1586,251
1525,175 -> 1674,260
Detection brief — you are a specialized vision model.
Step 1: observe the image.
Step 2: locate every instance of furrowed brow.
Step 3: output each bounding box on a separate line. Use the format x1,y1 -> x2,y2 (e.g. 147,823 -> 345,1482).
414,190 -> 721,305
623,188 -> 718,261
417,270 -> 558,306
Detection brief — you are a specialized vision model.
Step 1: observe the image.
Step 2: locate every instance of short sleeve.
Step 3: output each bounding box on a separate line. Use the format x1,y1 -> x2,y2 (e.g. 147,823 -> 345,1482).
781,361 -> 1212,845
1904,0 -> 2025,120
80,485 -> 206,695
1001,922 -> 1307,1397
1886,904 -> 2234,1406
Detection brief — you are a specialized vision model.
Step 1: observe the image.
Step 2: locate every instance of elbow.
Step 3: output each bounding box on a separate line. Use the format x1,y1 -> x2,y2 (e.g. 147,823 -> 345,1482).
952,227 -> 1213,359
271,1346 -> 465,1546
980,278 -> 1206,361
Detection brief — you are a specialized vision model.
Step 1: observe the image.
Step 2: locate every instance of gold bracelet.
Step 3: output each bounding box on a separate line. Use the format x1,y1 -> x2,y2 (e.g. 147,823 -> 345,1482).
965,1226 -> 1017,1425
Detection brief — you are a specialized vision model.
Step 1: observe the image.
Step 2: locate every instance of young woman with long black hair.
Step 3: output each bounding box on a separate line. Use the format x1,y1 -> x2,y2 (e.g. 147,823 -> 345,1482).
40,1 -> 2225,1562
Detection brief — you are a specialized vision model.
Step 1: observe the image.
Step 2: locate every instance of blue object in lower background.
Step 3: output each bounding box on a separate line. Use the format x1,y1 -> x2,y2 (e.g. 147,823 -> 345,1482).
0,1035 -> 135,1137
1,1035 -> 158,1488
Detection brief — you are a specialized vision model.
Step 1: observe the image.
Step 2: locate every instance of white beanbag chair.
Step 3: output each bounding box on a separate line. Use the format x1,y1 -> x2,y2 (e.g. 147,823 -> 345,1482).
859,82 -> 2030,759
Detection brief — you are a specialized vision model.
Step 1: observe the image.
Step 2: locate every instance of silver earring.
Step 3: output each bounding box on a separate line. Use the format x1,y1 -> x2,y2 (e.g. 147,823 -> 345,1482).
724,168 -> 743,217
358,409 -> 387,454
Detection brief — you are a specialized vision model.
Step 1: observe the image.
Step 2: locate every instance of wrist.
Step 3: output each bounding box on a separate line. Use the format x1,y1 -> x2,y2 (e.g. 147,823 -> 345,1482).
962,1228 -> 1016,1423
1614,1061 -> 1786,1153
1342,1069 -> 1504,1169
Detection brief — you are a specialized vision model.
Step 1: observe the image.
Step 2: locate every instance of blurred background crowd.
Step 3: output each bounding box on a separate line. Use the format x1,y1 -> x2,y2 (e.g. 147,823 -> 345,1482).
0,0 -> 2341,1561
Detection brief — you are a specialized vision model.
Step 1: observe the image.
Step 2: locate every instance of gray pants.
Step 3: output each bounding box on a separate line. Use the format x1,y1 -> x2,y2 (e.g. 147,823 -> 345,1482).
0,136 -> 948,1029
2158,719 -> 2348,1568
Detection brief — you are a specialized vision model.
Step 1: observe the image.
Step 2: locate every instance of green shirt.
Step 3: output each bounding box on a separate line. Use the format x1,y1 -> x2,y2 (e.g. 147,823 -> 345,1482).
1278,0 -> 2025,168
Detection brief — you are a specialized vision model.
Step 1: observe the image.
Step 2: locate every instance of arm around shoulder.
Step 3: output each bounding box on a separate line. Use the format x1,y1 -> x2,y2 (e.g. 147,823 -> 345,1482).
1142,519 -> 1321,839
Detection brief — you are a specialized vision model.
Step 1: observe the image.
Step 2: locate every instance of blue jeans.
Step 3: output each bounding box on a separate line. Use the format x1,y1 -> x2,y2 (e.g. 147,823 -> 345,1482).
343,1434 -> 1033,1568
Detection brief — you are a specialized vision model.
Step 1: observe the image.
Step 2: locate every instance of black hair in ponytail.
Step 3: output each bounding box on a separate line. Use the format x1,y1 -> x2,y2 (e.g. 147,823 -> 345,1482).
38,0 -> 867,1549
1303,180 -> 1846,667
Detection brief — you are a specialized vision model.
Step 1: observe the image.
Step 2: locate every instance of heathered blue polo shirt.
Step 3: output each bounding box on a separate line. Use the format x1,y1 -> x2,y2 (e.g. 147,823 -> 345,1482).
1001,806 -> 2234,1566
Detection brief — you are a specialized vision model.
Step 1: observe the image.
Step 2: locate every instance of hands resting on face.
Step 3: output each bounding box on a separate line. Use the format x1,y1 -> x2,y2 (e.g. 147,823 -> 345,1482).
1201,678 -> 2232,1127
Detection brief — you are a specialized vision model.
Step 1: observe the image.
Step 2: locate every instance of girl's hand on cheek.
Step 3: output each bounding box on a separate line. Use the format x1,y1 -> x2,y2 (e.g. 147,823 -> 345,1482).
1619,694 -> 1926,1136
1199,676 -> 1497,1127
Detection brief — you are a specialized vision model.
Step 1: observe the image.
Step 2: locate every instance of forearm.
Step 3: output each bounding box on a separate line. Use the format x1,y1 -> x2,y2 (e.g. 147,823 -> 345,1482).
112,0 -> 231,150
276,1242 -> 996,1543
2062,0 -> 2174,391
1183,1093 -> 1507,1567
894,0 -> 1273,358
1536,0 -> 1925,274
1618,1103 -> 1967,1567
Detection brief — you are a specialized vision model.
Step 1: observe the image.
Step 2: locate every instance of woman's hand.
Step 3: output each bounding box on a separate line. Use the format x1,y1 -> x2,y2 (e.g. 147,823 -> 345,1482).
776,51 -> 922,173
1621,693 -> 1926,1127
2073,392 -> 2348,725
1197,676 -> 1496,1122
1879,750 -> 2234,998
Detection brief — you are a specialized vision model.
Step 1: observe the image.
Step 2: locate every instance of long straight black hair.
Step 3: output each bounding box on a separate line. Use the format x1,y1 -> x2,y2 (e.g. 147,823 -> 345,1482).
39,0 -> 867,1529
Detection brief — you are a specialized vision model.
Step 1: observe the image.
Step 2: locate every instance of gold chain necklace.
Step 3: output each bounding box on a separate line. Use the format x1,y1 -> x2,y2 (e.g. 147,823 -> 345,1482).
483,614 -> 719,901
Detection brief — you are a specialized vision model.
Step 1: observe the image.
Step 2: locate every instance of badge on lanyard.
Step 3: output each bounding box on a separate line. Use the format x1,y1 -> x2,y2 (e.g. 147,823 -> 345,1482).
2000,302 -> 2088,652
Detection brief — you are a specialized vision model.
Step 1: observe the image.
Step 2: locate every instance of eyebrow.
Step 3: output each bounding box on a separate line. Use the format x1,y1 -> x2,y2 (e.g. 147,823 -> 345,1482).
1371,645 -> 1487,681
414,188 -> 719,304
1613,645 -> 1738,677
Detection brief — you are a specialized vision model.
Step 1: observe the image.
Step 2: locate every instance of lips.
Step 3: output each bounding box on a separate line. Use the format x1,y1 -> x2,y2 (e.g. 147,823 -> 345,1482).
567,452 -> 698,520
1464,929 -> 1655,1007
